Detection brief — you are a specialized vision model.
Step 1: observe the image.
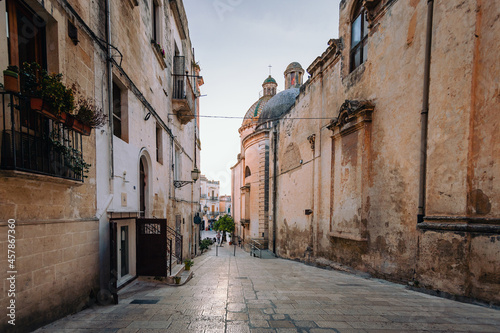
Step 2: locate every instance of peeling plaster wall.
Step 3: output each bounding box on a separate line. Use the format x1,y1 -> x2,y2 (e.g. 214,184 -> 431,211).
271,0 -> 500,304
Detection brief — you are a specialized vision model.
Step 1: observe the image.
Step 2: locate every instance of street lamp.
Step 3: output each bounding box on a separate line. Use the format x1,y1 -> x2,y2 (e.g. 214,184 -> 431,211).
174,167 -> 201,188
191,167 -> 200,182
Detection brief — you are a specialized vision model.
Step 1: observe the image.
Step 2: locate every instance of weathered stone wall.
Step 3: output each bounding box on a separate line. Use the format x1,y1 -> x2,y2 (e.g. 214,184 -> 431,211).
272,0 -> 500,304
0,1 -> 100,330
416,0 -> 500,304
0,220 -> 99,332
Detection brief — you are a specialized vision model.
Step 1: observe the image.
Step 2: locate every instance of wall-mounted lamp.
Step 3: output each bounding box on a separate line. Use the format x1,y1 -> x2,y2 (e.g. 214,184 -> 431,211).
174,167 -> 201,188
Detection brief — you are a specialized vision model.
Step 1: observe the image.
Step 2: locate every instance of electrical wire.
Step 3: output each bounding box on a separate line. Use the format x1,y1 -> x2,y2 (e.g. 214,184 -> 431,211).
169,114 -> 334,121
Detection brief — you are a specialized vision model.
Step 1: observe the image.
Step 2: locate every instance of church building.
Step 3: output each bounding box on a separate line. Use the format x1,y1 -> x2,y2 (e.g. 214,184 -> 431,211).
231,63 -> 304,248
231,0 -> 500,306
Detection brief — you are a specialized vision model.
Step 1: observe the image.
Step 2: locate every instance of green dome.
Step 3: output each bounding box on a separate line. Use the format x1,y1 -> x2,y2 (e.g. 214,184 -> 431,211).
263,75 -> 277,85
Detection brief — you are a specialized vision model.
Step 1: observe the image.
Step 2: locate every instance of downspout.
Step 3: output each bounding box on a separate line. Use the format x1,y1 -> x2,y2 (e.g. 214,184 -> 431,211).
417,0 -> 434,224
272,124 -> 278,254
106,0 -> 114,181
98,0 -> 113,297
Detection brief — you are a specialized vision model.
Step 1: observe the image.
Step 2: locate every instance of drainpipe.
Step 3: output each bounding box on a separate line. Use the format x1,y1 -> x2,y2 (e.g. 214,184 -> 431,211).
272,124 -> 278,254
98,0 -> 113,297
417,0 -> 434,224
106,0 -> 114,181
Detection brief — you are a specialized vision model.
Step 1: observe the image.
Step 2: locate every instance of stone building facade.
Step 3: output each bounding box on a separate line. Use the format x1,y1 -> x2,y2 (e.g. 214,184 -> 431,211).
232,0 -> 500,305
200,175 -> 220,228
231,65 -> 304,248
219,195 -> 231,216
0,0 -> 202,331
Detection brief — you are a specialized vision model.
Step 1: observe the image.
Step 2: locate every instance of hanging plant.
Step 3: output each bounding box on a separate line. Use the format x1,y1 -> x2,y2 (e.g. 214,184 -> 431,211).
50,134 -> 91,177
75,96 -> 107,128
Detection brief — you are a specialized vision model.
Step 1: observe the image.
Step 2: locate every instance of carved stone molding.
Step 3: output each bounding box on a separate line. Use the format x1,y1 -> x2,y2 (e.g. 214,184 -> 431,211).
327,99 -> 375,131
307,134 -> 316,151
363,0 -> 393,27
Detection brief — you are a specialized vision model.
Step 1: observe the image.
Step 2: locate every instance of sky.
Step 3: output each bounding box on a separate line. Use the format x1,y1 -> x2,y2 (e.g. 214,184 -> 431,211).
183,0 -> 341,195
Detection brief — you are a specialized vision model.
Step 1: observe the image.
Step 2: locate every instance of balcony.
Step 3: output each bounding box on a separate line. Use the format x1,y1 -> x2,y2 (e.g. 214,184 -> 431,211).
172,56 -> 195,125
205,211 -> 219,217
0,92 -> 87,181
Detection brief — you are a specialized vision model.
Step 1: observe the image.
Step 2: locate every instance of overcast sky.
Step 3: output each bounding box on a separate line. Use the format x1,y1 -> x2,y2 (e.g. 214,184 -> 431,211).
183,0 -> 341,195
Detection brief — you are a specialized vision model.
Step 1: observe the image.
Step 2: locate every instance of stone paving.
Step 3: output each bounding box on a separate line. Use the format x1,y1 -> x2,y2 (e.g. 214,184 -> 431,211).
35,244 -> 500,333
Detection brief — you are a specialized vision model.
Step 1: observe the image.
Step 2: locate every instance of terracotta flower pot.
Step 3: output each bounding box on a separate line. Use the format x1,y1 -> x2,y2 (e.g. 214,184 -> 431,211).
72,118 -> 92,136
59,112 -> 75,127
30,98 -> 58,121
3,73 -> 19,93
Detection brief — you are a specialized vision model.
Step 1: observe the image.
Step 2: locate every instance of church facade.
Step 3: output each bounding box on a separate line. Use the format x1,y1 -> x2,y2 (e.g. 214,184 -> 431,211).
231,63 -> 304,248
231,0 -> 500,305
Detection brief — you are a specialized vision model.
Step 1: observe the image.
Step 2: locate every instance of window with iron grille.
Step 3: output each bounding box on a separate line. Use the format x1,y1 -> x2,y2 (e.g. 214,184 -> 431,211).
0,93 -> 87,181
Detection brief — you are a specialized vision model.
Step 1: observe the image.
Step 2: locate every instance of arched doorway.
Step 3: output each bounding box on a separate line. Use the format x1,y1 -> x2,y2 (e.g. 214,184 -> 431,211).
140,159 -> 146,217
139,152 -> 151,218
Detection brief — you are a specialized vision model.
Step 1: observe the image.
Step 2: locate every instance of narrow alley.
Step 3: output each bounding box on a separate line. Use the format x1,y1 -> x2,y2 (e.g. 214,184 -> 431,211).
35,243 -> 500,333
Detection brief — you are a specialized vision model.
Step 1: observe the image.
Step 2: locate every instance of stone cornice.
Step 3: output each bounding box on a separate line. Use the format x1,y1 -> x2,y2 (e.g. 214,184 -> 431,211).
308,39 -> 342,75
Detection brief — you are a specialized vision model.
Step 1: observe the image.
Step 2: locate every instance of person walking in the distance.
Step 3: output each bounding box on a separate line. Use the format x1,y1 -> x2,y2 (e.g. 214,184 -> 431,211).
216,231 -> 221,246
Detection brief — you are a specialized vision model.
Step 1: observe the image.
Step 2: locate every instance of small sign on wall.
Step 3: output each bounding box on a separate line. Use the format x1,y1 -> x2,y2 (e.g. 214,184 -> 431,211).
121,193 -> 127,207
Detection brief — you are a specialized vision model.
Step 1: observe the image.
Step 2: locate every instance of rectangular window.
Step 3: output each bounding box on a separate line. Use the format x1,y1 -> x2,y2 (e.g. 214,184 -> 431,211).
113,82 -> 122,138
152,0 -> 160,42
6,0 -> 47,68
156,125 -> 163,164
350,9 -> 368,72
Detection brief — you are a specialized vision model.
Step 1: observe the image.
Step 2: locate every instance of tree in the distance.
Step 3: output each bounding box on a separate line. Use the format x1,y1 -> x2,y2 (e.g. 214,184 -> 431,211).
214,215 -> 235,243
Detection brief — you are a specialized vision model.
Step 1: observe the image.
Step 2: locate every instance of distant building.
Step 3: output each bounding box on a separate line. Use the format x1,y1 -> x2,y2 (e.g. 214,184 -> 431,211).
219,195 -> 232,215
231,64 -> 304,248
200,175 -> 220,228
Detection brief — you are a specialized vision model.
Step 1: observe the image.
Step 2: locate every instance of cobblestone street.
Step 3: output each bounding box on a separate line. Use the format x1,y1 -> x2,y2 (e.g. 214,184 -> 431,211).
36,244 -> 500,333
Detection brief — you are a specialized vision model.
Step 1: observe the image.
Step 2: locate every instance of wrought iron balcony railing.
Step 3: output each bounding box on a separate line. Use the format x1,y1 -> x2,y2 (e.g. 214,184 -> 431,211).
172,56 -> 195,125
0,92 -> 86,181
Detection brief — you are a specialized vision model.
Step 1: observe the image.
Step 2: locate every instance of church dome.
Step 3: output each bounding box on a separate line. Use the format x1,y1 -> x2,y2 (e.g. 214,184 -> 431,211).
241,94 -> 273,127
258,87 -> 300,124
263,75 -> 277,85
285,62 -> 303,73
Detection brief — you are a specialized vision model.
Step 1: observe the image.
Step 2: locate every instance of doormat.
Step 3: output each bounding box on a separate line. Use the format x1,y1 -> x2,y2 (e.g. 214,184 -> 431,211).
130,299 -> 160,304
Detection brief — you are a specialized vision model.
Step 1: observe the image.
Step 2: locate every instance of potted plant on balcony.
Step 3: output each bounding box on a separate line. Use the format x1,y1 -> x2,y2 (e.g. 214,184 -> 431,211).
3,66 -> 19,93
20,62 -> 75,121
73,95 -> 107,136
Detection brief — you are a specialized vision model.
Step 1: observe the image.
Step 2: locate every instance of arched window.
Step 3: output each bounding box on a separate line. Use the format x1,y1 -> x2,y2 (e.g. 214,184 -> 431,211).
245,166 -> 251,178
350,2 -> 368,72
